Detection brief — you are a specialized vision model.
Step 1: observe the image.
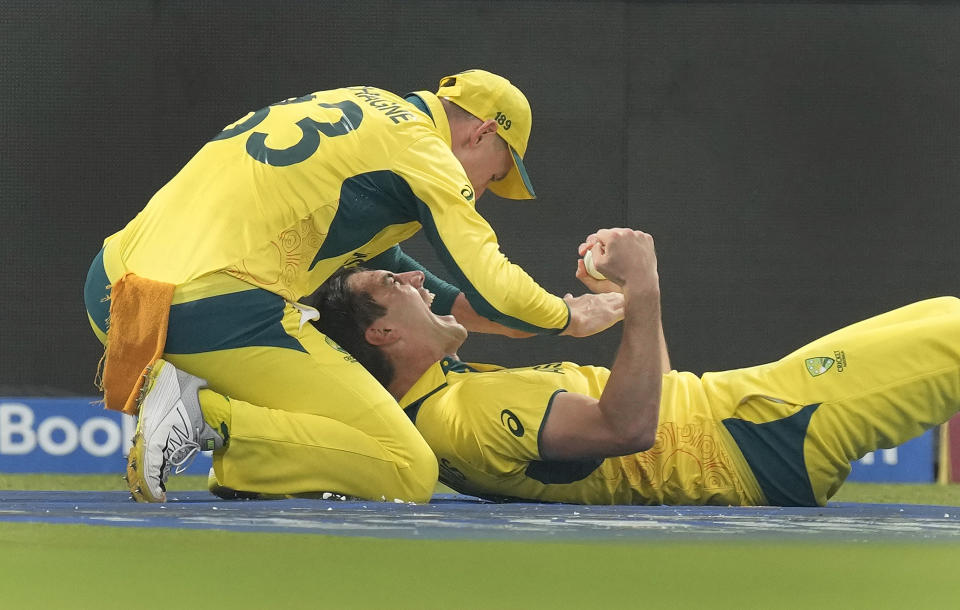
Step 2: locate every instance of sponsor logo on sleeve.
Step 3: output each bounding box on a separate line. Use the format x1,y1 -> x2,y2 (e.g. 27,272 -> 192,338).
500,409 -> 525,437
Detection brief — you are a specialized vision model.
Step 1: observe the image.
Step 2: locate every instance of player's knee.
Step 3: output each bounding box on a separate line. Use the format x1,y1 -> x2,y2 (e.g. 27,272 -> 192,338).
403,442 -> 439,504
922,295 -> 960,315
939,295 -> 960,311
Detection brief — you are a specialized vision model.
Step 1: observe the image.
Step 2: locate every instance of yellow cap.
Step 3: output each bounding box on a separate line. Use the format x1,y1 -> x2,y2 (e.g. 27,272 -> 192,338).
436,69 -> 535,200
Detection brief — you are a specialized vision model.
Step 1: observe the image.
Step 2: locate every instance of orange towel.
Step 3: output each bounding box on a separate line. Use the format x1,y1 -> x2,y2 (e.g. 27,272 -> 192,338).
100,273 -> 175,415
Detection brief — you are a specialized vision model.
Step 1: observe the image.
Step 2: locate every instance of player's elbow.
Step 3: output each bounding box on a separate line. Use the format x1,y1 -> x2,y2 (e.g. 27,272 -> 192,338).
606,424 -> 656,456
633,427 -> 657,453
600,407 -> 659,456
596,397 -> 659,456
629,431 -> 657,454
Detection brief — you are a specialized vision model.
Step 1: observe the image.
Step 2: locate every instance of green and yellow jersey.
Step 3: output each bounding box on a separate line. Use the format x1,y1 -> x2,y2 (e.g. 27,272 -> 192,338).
403,358 -> 761,506
99,86 -> 568,334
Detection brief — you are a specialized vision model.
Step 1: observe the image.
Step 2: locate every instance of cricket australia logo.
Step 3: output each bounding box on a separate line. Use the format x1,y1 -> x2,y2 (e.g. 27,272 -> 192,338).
804,356 -> 835,377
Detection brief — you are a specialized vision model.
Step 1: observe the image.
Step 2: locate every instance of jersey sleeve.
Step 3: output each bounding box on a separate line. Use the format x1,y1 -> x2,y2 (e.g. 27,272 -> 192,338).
420,374 -> 561,467
413,374 -> 566,497
392,137 -> 570,334
365,245 -> 461,315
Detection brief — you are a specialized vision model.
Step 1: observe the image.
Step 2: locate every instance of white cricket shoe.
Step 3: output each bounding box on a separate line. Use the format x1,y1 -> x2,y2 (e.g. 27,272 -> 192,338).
126,360 -> 223,503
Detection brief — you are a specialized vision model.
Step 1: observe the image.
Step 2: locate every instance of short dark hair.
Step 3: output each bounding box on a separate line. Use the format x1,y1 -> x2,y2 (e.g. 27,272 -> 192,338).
303,267 -> 396,387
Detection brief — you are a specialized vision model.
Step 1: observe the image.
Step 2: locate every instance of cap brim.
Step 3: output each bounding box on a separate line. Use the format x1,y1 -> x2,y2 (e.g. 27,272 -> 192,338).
489,148 -> 536,200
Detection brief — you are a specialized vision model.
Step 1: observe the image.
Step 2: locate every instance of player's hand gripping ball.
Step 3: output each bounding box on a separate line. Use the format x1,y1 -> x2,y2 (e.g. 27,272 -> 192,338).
583,248 -> 606,280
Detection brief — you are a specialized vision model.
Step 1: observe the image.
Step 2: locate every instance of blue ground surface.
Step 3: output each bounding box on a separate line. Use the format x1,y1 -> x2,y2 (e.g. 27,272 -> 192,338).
2,491 -> 960,541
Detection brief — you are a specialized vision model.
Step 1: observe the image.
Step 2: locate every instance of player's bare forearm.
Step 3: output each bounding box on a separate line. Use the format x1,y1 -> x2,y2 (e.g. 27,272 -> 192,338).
596,284 -> 664,453
451,294 -> 534,338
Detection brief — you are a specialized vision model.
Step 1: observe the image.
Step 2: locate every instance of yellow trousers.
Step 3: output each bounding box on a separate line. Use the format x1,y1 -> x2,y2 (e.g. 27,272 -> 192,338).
705,297 -> 960,505
85,246 -> 437,502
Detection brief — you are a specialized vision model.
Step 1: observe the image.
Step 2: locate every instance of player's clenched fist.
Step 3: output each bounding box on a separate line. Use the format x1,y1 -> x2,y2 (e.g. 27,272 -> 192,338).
581,228 -> 658,294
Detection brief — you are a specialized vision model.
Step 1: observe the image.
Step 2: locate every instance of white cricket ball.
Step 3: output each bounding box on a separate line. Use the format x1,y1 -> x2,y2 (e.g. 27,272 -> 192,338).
583,248 -> 606,280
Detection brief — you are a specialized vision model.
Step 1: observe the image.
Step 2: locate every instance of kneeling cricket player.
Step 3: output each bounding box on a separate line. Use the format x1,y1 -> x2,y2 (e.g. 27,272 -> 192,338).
304,227 -> 960,506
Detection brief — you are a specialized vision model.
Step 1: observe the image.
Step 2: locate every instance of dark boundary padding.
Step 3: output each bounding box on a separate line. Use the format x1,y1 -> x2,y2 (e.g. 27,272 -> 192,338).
4,3 -> 960,391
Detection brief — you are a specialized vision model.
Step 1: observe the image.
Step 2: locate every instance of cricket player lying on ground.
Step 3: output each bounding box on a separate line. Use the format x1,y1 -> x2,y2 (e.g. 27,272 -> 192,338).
305,227 -> 960,506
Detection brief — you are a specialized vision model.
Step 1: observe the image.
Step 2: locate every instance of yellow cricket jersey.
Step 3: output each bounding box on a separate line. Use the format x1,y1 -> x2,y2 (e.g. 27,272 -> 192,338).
403,358 -> 762,506
101,86 -> 568,334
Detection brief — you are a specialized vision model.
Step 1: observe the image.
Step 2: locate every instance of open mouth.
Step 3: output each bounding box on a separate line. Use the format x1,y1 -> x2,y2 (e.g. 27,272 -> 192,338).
419,288 -> 435,307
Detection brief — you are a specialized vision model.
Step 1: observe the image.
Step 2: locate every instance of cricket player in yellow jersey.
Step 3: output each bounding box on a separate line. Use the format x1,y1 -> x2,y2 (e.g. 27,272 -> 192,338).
82,70 -> 623,503
306,228 -> 960,506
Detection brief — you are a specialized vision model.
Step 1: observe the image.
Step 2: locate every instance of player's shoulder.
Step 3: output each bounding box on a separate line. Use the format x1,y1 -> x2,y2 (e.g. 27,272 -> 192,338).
482,361 -> 609,398
489,361 -> 591,380
329,85 -> 436,136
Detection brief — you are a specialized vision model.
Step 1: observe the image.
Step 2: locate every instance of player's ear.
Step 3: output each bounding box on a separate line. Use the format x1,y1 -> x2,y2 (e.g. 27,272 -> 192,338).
365,325 -> 399,347
472,119 -> 499,145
